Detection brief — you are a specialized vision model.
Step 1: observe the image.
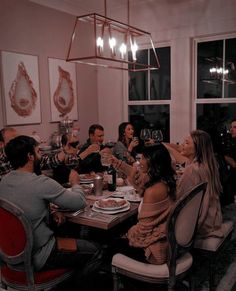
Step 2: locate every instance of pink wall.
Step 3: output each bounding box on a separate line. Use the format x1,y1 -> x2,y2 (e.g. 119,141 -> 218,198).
0,0 -> 98,143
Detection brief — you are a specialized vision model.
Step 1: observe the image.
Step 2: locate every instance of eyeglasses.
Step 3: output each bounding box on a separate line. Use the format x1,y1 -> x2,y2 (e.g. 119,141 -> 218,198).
69,141 -> 80,148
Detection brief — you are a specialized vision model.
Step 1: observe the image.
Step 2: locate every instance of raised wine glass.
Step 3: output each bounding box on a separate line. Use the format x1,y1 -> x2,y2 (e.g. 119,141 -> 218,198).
152,130 -> 163,144
140,129 -> 151,143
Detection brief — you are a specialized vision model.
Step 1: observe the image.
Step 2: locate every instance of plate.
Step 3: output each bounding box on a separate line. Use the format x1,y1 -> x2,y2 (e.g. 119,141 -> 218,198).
94,198 -> 129,211
92,204 -> 130,215
39,145 -> 52,151
111,191 -> 125,198
116,186 -> 135,192
79,174 -> 95,183
126,194 -> 142,202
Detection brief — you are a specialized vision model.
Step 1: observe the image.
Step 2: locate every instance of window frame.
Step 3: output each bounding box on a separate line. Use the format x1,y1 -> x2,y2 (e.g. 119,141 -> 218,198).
192,33 -> 236,129
124,41 -> 172,126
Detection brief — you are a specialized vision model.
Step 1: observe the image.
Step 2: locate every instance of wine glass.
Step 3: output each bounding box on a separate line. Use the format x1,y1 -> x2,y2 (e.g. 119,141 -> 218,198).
152,130 -> 163,144
140,129 -> 151,142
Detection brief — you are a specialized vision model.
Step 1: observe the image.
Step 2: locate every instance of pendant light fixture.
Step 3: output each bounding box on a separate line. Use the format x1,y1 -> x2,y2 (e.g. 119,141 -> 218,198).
66,0 -> 160,72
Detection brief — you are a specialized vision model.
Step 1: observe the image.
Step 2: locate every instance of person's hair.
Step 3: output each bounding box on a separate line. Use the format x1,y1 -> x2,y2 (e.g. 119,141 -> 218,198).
118,122 -> 133,146
5,135 -> 38,169
0,127 -> 16,143
231,118 -> 236,123
143,143 -> 176,200
190,130 -> 222,195
61,134 -> 68,146
88,124 -> 104,135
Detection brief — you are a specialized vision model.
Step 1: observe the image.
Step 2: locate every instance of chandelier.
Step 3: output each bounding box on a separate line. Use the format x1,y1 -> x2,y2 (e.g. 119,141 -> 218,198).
66,0 -> 160,72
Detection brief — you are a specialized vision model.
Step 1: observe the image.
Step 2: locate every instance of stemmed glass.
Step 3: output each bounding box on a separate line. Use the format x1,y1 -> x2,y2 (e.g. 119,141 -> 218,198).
140,129 -> 151,143
152,130 -> 163,144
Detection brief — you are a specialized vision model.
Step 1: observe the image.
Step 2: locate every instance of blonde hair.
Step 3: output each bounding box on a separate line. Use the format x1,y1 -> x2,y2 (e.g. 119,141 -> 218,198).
190,130 -> 222,195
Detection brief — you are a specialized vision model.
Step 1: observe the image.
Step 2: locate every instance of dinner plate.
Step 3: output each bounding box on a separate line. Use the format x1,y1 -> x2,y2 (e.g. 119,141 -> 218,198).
116,186 -> 135,192
79,174 -> 95,183
39,145 -> 52,151
94,198 -> 129,211
125,194 -> 142,202
92,204 -> 130,215
111,191 -> 125,198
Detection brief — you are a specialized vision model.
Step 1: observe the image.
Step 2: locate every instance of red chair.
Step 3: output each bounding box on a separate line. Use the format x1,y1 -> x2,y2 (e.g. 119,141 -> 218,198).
0,197 -> 73,291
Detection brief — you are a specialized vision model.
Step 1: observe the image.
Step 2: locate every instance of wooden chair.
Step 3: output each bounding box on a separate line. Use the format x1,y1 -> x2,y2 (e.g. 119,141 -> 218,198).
111,182 -> 207,291
0,197 -> 73,291
194,220 -> 234,290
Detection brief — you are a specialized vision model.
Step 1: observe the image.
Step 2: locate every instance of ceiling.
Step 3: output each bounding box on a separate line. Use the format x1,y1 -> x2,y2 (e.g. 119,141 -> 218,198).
29,0 -> 153,16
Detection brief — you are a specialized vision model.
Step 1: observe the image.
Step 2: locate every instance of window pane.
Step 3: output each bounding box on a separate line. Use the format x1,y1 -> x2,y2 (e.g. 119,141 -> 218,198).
196,103 -> 236,152
197,40 -> 223,98
128,50 -> 148,100
225,38 -> 236,98
128,105 -> 170,141
150,47 -> 171,100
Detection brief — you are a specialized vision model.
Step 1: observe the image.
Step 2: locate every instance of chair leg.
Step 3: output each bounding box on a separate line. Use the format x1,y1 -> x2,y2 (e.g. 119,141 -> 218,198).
112,270 -> 119,291
209,257 -> 216,291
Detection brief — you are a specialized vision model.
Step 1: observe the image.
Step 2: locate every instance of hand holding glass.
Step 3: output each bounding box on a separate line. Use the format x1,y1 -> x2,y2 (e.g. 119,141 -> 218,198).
140,129 -> 151,142
100,151 -> 112,167
152,130 -> 163,144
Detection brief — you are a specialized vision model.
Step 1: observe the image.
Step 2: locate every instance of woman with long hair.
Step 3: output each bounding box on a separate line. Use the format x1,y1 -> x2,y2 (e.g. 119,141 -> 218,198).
111,143 -> 176,264
177,130 -> 223,238
112,122 -> 139,164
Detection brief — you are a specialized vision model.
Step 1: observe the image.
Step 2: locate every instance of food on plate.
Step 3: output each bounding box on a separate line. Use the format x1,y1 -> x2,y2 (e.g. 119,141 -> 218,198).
80,173 -> 96,180
97,198 -> 126,209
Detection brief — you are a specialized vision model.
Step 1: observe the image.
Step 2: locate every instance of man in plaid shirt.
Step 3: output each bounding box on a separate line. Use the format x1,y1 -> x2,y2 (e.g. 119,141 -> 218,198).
0,127 -> 101,182
0,128 -> 66,181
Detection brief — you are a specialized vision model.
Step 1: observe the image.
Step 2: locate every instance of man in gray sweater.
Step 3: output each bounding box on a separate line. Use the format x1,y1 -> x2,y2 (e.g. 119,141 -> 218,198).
0,135 -> 103,291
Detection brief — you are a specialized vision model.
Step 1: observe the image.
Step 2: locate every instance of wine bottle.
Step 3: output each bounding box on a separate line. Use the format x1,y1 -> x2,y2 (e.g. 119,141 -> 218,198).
107,165 -> 116,191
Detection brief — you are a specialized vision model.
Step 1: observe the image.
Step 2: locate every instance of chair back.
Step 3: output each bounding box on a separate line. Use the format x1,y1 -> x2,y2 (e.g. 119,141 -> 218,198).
167,182 -> 207,286
0,197 -> 35,288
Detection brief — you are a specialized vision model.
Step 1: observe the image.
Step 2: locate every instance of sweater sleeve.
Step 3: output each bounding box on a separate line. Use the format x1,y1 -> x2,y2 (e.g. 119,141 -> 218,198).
36,175 -> 87,211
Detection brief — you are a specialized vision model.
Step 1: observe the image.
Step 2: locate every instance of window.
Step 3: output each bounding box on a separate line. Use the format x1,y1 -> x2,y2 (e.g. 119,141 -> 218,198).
197,38 -> 236,99
195,35 -> 236,151
128,46 -> 171,141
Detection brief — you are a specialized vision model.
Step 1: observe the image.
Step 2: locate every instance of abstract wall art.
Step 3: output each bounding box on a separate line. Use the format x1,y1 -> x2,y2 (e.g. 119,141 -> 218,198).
1,51 -> 41,125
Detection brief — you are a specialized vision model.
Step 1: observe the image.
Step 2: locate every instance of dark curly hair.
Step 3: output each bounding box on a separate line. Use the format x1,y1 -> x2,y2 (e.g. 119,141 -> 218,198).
142,144 -> 176,200
5,135 -> 38,169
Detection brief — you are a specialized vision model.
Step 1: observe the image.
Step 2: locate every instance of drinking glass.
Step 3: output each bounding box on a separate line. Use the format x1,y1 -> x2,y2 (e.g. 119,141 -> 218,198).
140,129 -> 151,142
152,130 -> 163,144
100,152 -> 112,167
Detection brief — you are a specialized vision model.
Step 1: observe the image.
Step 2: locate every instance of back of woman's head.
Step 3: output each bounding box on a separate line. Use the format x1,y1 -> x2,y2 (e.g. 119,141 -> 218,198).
143,144 -> 176,200
190,130 -> 214,164
5,135 -> 37,169
190,130 -> 222,194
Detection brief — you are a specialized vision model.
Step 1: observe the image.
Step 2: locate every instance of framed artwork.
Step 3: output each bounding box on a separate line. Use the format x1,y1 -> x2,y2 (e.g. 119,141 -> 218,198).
1,51 -> 41,125
48,58 -> 78,122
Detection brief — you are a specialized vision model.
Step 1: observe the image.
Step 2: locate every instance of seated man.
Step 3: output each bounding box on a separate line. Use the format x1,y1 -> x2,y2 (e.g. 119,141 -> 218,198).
78,124 -> 107,173
0,127 -> 18,181
0,135 -> 103,291
224,118 -> 236,200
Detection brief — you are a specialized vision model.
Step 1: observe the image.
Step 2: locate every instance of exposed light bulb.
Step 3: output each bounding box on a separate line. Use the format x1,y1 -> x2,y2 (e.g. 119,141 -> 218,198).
96,37 -> 104,55
131,41 -> 138,61
109,37 -> 116,51
119,43 -> 127,59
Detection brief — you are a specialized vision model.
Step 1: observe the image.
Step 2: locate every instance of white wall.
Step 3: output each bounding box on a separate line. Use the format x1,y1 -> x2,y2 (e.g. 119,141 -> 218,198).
0,0 -> 236,144
0,0 -> 98,143
98,0 -> 236,143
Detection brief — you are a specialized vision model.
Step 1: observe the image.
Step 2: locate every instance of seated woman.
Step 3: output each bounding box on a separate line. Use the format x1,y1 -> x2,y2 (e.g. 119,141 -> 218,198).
110,144 -> 176,264
177,130 -> 223,239
113,122 -> 139,165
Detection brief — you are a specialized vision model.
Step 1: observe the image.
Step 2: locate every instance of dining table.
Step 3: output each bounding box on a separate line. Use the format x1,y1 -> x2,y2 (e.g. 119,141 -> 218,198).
63,187 -> 140,230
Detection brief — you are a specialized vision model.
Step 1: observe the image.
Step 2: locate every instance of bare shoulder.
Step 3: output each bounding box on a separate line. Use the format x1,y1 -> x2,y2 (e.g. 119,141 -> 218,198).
143,182 -> 169,203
